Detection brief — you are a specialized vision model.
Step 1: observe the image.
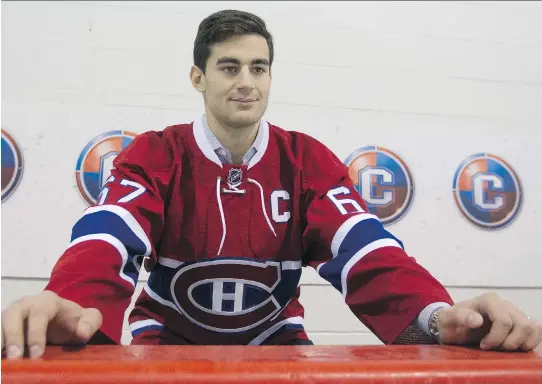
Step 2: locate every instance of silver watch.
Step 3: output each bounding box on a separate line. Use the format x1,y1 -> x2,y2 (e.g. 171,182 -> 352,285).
428,307 -> 444,344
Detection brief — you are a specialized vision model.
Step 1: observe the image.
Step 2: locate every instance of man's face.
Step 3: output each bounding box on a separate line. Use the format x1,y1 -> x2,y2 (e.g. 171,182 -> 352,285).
195,34 -> 271,129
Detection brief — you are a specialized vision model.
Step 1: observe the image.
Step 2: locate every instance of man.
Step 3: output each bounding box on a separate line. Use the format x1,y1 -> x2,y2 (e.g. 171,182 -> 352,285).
2,9 -> 541,359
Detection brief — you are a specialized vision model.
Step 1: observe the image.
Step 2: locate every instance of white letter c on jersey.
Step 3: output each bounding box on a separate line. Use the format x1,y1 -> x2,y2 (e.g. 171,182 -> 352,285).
271,190 -> 291,223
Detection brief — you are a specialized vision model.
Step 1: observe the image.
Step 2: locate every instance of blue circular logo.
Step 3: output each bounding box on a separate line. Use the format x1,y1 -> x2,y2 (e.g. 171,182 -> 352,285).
344,146 -> 414,225
452,153 -> 522,230
1,129 -> 24,202
75,130 -> 138,205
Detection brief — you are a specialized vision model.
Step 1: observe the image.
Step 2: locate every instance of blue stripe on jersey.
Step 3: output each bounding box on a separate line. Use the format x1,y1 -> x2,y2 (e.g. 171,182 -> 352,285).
71,210 -> 147,285
72,210 -> 147,255
131,324 -> 165,337
274,268 -> 302,307
147,262 -> 178,305
339,217 -> 403,258
318,217 -> 403,292
123,258 -> 139,285
285,323 -> 304,331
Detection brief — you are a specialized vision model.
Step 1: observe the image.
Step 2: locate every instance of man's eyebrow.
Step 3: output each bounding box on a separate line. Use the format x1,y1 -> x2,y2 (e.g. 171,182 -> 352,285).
251,59 -> 270,66
216,57 -> 240,65
215,57 -> 270,66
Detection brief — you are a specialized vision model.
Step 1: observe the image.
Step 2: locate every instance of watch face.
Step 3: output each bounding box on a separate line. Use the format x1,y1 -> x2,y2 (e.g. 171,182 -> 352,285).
428,310 -> 443,343
429,311 -> 440,334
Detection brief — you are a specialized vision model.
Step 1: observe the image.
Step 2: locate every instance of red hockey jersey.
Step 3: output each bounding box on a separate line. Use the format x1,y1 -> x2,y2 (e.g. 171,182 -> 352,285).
46,117 -> 453,345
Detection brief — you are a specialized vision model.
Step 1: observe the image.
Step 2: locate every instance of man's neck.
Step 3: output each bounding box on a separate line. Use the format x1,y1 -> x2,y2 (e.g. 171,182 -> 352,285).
206,113 -> 260,164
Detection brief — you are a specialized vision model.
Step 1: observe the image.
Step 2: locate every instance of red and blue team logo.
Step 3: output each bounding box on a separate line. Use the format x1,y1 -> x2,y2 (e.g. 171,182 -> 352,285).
452,153 -> 522,230
170,259 -> 289,333
75,130 -> 138,205
1,129 -> 24,202
344,146 -> 414,225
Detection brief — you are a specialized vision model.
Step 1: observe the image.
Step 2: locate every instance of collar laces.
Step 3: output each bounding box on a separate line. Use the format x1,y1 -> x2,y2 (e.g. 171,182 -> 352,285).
215,176 -> 277,256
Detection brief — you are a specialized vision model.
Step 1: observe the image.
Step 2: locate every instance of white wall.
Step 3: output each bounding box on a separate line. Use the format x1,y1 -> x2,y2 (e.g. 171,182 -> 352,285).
2,1 -> 542,344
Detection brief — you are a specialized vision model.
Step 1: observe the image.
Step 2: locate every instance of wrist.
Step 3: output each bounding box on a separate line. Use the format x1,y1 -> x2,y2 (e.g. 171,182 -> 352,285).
416,302 -> 451,336
428,307 -> 445,344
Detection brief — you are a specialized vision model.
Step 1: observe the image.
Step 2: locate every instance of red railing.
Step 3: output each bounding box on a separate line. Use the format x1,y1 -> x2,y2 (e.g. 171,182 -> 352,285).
2,345 -> 542,383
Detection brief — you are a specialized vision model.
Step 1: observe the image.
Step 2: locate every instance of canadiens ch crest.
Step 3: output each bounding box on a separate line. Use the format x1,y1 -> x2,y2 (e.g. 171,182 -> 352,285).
169,258 -> 300,333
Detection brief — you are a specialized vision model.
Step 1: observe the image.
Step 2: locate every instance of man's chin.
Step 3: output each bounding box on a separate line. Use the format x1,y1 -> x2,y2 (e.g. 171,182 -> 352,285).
226,112 -> 263,129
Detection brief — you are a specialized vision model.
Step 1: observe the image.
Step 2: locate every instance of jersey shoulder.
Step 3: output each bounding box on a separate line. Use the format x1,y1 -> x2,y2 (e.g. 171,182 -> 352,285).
268,123 -> 349,189
114,123 -> 193,171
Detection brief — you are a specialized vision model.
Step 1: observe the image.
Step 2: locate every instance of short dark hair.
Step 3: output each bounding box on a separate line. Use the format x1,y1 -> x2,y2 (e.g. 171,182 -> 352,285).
193,10 -> 274,72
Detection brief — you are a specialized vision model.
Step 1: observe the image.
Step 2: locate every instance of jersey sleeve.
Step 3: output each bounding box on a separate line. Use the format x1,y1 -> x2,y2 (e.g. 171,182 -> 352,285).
298,135 -> 453,344
44,131 -> 176,344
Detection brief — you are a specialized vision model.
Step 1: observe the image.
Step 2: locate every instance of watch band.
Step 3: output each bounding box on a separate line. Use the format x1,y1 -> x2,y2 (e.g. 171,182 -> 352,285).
428,307 -> 444,345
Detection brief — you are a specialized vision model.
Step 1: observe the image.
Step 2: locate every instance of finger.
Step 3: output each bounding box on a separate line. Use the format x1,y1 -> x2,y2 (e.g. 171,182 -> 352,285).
520,322 -> 542,351
1,299 -> 31,359
26,299 -> 59,359
2,320 -> 6,355
439,307 -> 484,329
477,296 -> 514,350
501,308 -> 537,351
2,319 -> 5,350
73,308 -> 103,342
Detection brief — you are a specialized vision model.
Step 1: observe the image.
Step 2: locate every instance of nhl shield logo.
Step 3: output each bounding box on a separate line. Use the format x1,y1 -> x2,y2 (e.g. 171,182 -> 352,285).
227,168 -> 243,188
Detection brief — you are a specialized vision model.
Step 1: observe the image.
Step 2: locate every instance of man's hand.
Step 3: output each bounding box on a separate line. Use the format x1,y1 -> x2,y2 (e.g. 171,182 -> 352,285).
1,290 -> 102,359
437,292 -> 542,351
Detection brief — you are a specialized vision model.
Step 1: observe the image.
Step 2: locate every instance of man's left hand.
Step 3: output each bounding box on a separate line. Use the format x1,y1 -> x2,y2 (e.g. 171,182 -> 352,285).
437,293 -> 542,351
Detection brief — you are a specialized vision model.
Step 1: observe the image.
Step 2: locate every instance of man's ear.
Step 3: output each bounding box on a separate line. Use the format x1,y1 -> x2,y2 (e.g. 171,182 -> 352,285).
190,65 -> 206,93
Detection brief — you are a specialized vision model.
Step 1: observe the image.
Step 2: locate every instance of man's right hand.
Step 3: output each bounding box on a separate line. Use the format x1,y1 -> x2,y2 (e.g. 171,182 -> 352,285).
1,290 -> 102,359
